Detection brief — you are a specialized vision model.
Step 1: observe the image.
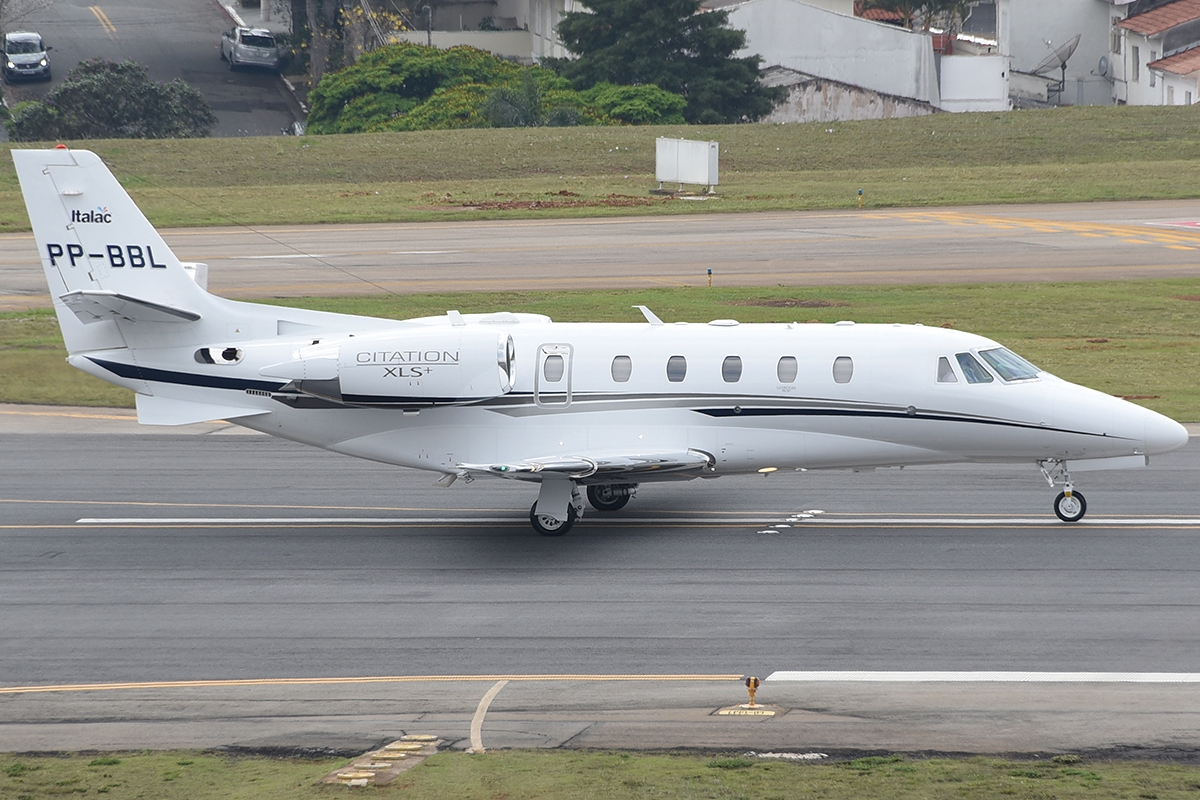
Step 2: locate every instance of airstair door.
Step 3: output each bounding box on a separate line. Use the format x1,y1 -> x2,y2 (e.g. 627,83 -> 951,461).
535,343 -> 573,407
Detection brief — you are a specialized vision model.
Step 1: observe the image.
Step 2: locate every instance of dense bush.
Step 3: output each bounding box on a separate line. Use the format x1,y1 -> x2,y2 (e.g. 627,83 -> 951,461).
305,42 -> 686,133
7,59 -> 216,141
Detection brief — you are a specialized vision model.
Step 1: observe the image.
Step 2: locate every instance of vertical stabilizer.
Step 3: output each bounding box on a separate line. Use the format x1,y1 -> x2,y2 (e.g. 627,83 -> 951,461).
12,148 -> 209,354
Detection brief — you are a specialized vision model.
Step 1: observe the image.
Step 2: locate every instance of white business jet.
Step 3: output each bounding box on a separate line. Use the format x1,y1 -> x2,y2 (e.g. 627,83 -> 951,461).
14,148 -> 1190,535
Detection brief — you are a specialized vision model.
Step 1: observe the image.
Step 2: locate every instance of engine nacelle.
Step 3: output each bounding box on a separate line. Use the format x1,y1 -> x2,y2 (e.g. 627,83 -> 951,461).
262,328 -> 515,406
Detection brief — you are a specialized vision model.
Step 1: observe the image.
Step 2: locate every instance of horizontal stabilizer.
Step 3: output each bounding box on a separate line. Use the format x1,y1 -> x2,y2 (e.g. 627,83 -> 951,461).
458,449 -> 715,481
135,394 -> 268,426
61,290 -> 201,324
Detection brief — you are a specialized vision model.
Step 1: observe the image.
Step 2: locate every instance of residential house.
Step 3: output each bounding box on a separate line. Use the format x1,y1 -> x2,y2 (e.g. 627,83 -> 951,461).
1115,0 -> 1200,103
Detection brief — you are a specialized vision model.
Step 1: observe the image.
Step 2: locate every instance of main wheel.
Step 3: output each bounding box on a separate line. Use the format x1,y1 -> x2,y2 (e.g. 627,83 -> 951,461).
587,484 -> 631,512
530,502 -> 576,536
1054,490 -> 1087,522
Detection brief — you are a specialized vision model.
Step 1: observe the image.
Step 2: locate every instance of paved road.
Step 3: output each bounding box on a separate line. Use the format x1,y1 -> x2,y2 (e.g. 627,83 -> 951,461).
2,411 -> 1199,753
2,0 -> 296,137
4,200 -> 1200,310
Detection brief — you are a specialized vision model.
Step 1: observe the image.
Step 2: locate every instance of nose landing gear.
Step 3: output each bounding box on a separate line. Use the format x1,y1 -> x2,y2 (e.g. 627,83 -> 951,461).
1040,460 -> 1087,522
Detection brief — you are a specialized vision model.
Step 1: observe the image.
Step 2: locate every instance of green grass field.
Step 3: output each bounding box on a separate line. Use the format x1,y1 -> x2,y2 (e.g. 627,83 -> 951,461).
2,105 -> 1199,230
5,279 -> 1200,419
3,750 -> 1200,799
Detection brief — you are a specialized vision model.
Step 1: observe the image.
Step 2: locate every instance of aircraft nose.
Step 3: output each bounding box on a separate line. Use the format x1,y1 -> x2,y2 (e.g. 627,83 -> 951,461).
1144,409 -> 1190,455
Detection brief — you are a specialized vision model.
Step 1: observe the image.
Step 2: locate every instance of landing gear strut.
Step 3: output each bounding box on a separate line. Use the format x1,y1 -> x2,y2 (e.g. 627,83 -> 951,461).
530,502 -> 577,536
530,480 -> 584,536
1040,460 -> 1087,522
586,483 -> 636,512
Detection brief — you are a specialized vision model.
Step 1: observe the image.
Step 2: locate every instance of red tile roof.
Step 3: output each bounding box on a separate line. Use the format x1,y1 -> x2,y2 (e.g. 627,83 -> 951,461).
1119,0 -> 1200,36
1149,44 -> 1200,74
859,8 -> 903,21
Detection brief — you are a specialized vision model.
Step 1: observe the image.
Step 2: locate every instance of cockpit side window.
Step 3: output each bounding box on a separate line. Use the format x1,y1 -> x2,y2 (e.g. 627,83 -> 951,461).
937,356 -> 958,383
955,352 -> 993,384
978,347 -> 1041,381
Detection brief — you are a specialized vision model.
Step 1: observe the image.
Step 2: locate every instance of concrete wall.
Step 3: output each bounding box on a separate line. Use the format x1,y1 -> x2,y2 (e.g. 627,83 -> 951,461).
758,67 -> 936,122
996,0 -> 1114,105
393,31 -> 535,63
726,0 -> 941,105
939,55 -> 1011,112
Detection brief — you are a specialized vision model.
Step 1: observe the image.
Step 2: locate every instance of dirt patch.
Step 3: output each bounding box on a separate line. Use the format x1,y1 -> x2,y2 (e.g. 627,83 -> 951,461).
728,298 -> 848,308
427,194 -> 667,212
1120,395 -> 1161,400
1174,296 -> 1200,301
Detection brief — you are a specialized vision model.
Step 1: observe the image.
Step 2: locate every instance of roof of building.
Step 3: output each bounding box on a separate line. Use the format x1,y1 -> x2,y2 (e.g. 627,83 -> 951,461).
859,8 -> 903,21
1149,43 -> 1200,73
1119,0 -> 1200,35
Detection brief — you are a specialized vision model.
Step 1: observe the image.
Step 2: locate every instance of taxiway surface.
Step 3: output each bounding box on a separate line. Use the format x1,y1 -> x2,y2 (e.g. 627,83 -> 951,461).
2,411 -> 1199,753
4,200 -> 1200,309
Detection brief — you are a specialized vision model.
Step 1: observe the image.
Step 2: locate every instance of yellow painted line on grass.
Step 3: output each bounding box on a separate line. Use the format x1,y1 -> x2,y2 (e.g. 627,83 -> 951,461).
0,674 -> 744,695
89,6 -> 117,37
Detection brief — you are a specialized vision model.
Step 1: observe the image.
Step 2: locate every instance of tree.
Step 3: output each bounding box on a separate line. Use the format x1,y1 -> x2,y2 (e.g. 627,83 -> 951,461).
548,0 -> 782,124
7,59 -> 216,141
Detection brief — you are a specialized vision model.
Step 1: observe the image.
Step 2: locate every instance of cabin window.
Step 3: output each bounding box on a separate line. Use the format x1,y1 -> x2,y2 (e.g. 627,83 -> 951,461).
666,355 -> 687,382
955,352 -> 994,384
978,347 -> 1040,381
937,356 -> 958,383
721,356 -> 742,383
543,354 -> 565,382
777,356 -> 798,383
611,355 -> 632,382
832,356 -> 853,384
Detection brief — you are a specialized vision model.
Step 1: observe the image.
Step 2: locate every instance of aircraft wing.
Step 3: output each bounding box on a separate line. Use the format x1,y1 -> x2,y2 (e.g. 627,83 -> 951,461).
456,449 -> 715,482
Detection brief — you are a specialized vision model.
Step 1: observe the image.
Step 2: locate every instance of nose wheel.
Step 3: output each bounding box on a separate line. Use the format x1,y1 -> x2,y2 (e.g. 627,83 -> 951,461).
530,502 -> 576,536
1054,490 -> 1087,522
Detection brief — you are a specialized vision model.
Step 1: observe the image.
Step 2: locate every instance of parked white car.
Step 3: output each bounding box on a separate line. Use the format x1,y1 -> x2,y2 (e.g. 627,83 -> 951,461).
220,27 -> 280,71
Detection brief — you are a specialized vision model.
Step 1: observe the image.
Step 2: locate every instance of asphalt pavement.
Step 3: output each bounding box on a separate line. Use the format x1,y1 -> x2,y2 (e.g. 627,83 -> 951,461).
6,199 -> 1200,310
2,408 -> 1199,754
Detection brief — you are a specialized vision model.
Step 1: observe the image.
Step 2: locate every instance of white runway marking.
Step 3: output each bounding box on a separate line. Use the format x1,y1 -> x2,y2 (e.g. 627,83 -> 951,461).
789,515 -> 1200,526
767,672 -> 1200,683
75,516 -> 778,526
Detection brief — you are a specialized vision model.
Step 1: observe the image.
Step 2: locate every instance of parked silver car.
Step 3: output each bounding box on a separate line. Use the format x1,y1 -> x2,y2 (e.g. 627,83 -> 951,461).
3,31 -> 51,82
220,27 -> 280,71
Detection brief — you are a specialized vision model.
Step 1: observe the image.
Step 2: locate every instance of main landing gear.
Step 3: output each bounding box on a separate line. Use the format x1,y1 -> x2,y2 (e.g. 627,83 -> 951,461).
529,483 -> 640,536
1040,460 -> 1087,522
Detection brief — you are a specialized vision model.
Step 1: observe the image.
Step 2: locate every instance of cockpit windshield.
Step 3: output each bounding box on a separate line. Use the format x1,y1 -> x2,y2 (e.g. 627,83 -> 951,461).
978,347 -> 1041,381
5,38 -> 43,54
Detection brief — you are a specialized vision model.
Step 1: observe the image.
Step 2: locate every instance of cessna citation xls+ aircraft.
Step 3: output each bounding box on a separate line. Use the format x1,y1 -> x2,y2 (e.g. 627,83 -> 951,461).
15,148 -> 1189,535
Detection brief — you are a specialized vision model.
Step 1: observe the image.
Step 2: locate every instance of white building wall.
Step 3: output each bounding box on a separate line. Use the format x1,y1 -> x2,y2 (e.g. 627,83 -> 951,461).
996,0 -> 1114,105
939,55 -> 1011,112
1122,29 -> 1164,105
1161,71 -> 1199,105
726,0 -> 941,105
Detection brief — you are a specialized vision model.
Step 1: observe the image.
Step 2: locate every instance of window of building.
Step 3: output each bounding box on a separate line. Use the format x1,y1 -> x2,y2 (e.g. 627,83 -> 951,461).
955,352 -> 994,384
721,356 -> 742,383
1168,85 -> 1175,104
1111,21 -> 1121,55
832,356 -> 853,384
777,356 -> 798,383
937,356 -> 958,383
611,355 -> 632,382
1132,46 -> 1140,82
1188,91 -> 1194,105
666,355 -> 687,382
543,354 -> 565,382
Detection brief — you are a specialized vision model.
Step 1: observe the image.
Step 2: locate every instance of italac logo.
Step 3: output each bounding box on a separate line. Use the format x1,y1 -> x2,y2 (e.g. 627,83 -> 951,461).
70,206 -> 111,224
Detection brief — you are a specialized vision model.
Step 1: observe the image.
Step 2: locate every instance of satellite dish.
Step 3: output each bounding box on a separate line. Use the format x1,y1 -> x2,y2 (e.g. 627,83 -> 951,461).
1032,34 -> 1082,75
1097,54 -> 1110,77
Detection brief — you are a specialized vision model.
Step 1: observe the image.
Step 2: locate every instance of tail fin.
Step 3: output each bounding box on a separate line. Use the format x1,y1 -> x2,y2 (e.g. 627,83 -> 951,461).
12,148 -> 209,354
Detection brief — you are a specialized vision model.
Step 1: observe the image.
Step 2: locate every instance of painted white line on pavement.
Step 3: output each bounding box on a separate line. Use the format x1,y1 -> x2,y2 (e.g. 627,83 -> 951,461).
793,516 -> 1200,526
767,672 -> 1200,683
76,516 -> 776,525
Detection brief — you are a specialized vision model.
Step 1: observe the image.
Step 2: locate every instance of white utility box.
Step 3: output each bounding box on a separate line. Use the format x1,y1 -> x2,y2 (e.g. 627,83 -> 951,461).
655,137 -> 719,193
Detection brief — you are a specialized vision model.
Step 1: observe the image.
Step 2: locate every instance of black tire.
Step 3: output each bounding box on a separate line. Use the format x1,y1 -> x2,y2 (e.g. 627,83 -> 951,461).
220,46 -> 227,61
1054,490 -> 1087,522
587,484 -> 632,512
530,502 -> 576,536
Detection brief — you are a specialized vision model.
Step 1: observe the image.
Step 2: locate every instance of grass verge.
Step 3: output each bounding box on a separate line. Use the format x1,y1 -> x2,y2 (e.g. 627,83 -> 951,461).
4,750 -> 1200,799
4,278 -> 1200,420
1,106 -> 1199,230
